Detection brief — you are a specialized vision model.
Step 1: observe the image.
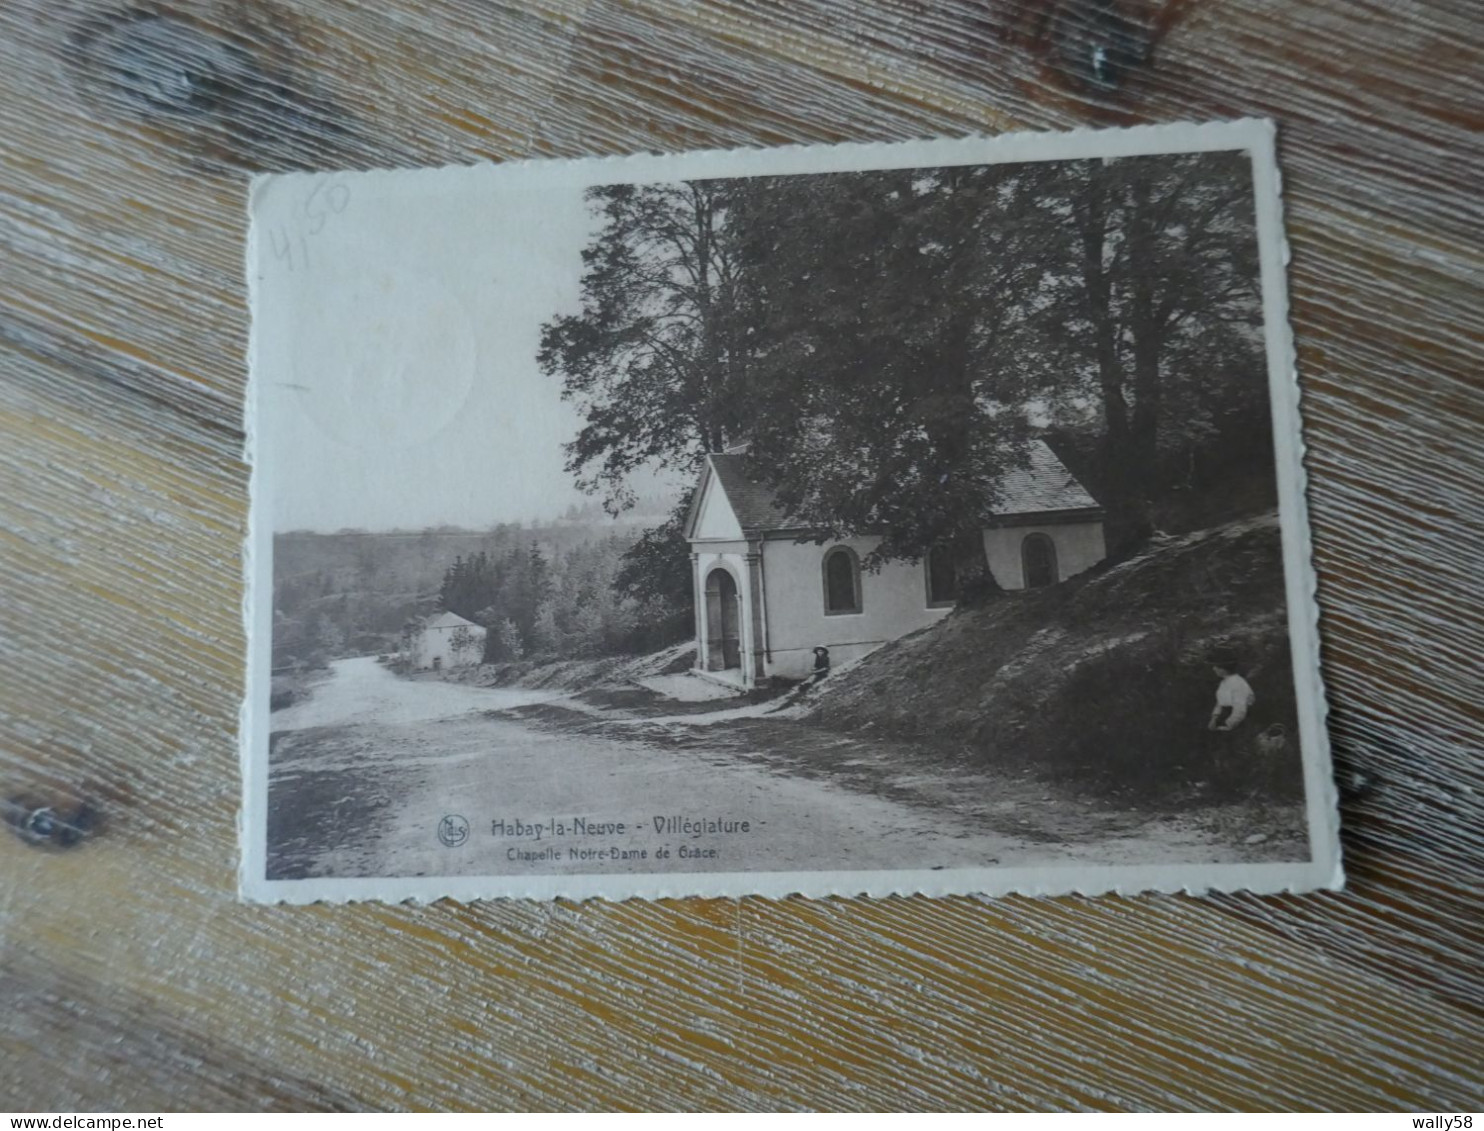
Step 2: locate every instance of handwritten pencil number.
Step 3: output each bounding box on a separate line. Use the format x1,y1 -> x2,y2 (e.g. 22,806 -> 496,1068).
269,226 -> 310,273
304,180 -> 351,235
268,181 -> 349,272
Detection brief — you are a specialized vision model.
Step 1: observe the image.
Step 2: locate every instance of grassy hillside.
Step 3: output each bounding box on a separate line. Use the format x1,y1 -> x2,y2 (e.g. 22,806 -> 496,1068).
809,513 -> 1306,805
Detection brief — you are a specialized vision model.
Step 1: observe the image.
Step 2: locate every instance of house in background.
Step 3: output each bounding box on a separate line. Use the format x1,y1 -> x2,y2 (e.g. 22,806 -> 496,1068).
406,610 -> 485,671
682,440 -> 1106,687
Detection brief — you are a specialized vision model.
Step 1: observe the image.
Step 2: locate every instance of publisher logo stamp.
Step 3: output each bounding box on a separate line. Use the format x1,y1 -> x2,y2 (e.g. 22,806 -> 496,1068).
437,814 -> 470,848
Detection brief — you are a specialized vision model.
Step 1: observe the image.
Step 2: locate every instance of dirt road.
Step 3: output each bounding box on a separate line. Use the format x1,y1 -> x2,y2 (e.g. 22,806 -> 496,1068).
267,657 -> 1306,880
271,656 -> 561,731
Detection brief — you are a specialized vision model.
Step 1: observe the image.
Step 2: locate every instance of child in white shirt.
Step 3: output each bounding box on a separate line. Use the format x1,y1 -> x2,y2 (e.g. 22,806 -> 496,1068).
1208,658 -> 1256,731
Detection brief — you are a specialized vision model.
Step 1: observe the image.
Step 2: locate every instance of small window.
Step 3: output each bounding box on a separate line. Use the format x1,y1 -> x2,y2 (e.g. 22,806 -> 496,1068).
1022,533 -> 1058,589
822,547 -> 862,615
926,548 -> 958,607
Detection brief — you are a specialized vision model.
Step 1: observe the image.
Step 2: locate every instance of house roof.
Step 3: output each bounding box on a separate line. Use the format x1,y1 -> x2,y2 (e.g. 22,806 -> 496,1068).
424,611 -> 480,631
685,439 -> 1099,540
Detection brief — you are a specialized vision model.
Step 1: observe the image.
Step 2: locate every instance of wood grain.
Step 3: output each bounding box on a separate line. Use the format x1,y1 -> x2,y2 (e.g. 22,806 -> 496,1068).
2,0 -> 1481,1112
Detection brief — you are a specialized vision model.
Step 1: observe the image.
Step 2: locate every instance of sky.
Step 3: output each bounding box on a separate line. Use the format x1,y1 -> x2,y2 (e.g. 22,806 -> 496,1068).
254,166 -> 622,532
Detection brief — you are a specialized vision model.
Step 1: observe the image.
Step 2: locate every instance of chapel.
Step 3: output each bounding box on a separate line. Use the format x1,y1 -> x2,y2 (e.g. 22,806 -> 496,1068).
682,440 -> 1106,686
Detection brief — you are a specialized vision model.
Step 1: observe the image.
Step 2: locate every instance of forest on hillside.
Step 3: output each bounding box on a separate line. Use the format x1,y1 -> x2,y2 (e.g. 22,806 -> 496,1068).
271,507 -> 684,672
541,150 -> 1274,606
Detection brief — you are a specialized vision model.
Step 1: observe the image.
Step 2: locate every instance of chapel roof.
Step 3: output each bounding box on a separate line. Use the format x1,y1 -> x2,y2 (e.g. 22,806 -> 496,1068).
991,440 -> 1100,516
689,439 -> 1099,539
706,453 -> 803,532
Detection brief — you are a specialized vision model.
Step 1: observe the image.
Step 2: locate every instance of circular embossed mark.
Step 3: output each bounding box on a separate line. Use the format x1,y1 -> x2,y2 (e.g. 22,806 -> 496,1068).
289,270 -> 476,452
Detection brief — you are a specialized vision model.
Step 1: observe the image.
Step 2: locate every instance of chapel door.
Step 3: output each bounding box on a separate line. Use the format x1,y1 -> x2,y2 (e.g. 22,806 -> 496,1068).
1022,533 -> 1058,589
705,568 -> 742,669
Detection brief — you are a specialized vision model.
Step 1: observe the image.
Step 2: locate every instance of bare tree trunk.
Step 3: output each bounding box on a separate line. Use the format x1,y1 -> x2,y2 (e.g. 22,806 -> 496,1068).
1127,175 -> 1163,485
1079,167 -> 1127,454
1123,173 -> 1164,543
1076,163 -> 1144,553
929,310 -> 1002,603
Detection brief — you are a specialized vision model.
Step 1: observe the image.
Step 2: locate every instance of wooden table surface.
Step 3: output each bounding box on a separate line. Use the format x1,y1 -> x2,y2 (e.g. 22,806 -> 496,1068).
2,0 -> 1480,1112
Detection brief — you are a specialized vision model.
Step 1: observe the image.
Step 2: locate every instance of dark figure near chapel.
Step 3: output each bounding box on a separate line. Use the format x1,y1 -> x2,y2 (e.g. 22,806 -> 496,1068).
812,646 -> 831,683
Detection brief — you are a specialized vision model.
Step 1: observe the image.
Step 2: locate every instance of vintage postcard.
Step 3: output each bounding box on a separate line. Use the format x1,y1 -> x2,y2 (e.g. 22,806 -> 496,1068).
241,119 -> 1342,903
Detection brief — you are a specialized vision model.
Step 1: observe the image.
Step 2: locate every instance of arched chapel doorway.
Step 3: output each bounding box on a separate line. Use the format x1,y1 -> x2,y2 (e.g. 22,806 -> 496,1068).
704,567 -> 742,670
1021,533 -> 1059,589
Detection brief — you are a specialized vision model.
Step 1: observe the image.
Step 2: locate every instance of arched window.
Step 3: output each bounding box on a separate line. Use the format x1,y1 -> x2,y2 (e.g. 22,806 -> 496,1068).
822,546 -> 862,615
1021,533 -> 1058,589
925,548 -> 958,607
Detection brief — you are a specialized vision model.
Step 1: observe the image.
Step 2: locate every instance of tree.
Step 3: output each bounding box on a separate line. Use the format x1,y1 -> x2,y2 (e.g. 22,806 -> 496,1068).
728,163 -> 1069,596
399,619 -> 419,666
541,153 -> 1267,607
449,626 -> 479,666
614,489 -> 694,646
532,599 -> 562,657
1050,153 -> 1265,545
493,617 -> 525,662
312,613 -> 344,667
510,542 -> 552,646
538,181 -> 752,514
271,610 -> 308,670
440,552 -> 502,622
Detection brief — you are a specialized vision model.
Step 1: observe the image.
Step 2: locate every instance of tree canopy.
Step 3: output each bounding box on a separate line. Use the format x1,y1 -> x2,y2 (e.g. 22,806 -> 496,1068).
538,151 -> 1269,599
538,182 -> 751,514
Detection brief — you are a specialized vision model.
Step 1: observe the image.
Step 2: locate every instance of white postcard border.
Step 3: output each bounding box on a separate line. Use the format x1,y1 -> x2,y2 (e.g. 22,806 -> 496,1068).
240,117 -> 1343,904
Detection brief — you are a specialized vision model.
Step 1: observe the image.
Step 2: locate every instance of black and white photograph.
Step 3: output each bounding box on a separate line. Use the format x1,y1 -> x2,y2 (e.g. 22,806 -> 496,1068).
242,122 -> 1340,902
